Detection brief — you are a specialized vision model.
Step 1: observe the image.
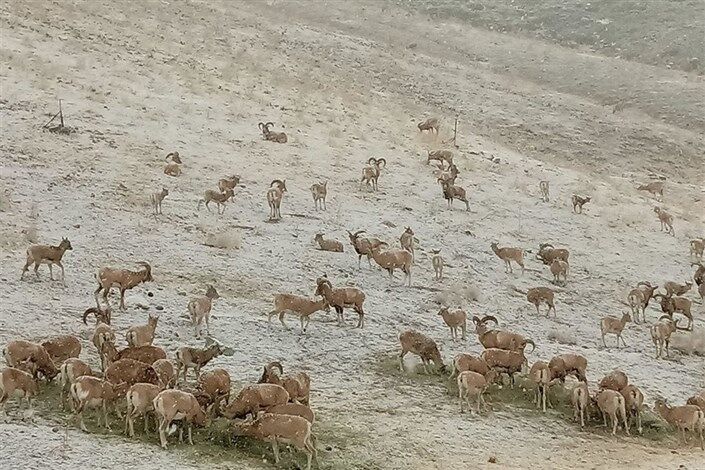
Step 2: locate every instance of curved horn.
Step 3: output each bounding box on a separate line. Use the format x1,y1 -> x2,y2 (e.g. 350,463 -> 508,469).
257,366 -> 269,384
265,122 -> 275,128
539,243 -> 553,250
136,261 -> 151,271
472,315 -> 482,325
637,281 -> 652,287
270,179 -> 284,187
82,307 -> 97,325
524,339 -> 536,353
658,315 -> 673,322
258,122 -> 265,131
268,361 -> 284,375
353,230 -> 366,237
481,315 -> 498,325
367,157 -> 378,165
377,158 -> 387,168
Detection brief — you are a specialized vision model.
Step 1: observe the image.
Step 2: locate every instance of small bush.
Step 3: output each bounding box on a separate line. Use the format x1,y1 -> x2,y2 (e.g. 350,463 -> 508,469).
204,229 -> 241,250
547,327 -> 577,345
435,282 -> 481,306
670,330 -> 705,356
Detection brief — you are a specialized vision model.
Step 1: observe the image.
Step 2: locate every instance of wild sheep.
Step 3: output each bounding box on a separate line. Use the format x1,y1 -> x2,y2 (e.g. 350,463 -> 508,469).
310,181 -> 327,210
529,361 -> 551,412
105,358 -> 159,387
536,243 -> 570,266
596,389 -> 630,436
347,230 -> 385,268
457,371 -> 490,414
431,249 -> 444,280
550,259 -> 569,285
59,358 -> 92,409
427,149 -> 453,167
699,283 -> 705,303
175,339 -> 232,383
526,287 -> 556,316
71,376 -> 128,431
197,188 -> 234,215
571,194 -> 591,214
621,385 -> 644,434
21,237 -> 73,285
472,315 -> 536,354
82,304 -> 112,325
163,152 -> 182,176
221,383 -> 290,419
92,323 -> 116,371
361,157 -> 386,191
112,345 -> 167,365
125,314 -> 159,347
626,281 -> 658,324
438,178 -> 469,210
450,353 -> 493,379
188,285 -> 219,338
664,281 -> 692,297
651,315 -> 680,358
691,238 -> 704,260
539,180 -> 549,202
653,399 -> 704,449
438,307 -> 467,340
399,227 -> 414,257
653,206 -> 675,235
258,122 -> 287,143
267,179 -> 287,220
125,382 -> 162,437
258,361 -> 311,405
637,181 -> 664,199
695,263 -> 705,286
480,348 -> 525,388
418,117 -> 439,134
314,276 -> 366,328
41,335 -> 81,364
490,243 -> 524,274
438,163 -> 460,185
230,413 -> 317,470
686,391 -> 705,412
654,294 -> 693,330
3,340 -> 58,381
152,359 -> 176,389
218,175 -> 240,193
197,367 -> 231,411
154,389 -> 208,448
0,367 -> 38,413
548,354 -> 588,383
369,242 -> 413,286
600,312 -> 631,348
267,293 -> 329,332
150,188 -> 168,216
94,261 -> 153,311
398,329 -> 446,374
265,402 -> 315,423
571,382 -> 589,428
314,234 -> 344,253
599,370 -> 628,392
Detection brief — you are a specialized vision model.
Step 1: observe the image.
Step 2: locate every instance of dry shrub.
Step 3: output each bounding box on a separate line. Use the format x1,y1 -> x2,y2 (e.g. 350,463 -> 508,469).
204,229 -> 241,250
547,327 -> 577,345
602,205 -> 645,229
670,330 -> 705,356
435,282 -> 480,306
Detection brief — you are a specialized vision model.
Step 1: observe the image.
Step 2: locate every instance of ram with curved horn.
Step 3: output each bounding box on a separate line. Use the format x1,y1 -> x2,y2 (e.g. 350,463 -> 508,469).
536,243 -> 570,265
267,179 -> 287,220
258,122 -> 287,143
361,157 -> 387,191
314,275 -> 366,328
94,261 -> 153,311
347,230 -> 385,268
472,315 -> 536,354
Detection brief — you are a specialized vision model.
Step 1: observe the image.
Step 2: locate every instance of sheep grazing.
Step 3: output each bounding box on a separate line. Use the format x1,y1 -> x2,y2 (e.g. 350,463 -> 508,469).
125,314 -> 159,347
600,312 -> 631,348
398,329 -> 446,374
310,181 -> 327,210
0,367 -> 38,413
188,285 -> 220,338
550,259 -> 569,285
596,389 -> 630,436
267,293 -> 329,333
529,361 -> 551,412
105,358 -> 159,387
175,338 -> 232,382
41,335 -> 81,364
571,382 -> 589,428
490,243 -> 524,274
361,157 -> 386,191
427,149 -> 453,167
258,122 -> 287,143
114,345 -> 167,365
480,348 -> 525,388
221,383 -> 290,419
539,180 -> 549,202
59,358 -> 92,409
197,188 -> 234,215
653,206 -> 675,235
369,242 -> 413,286
651,315 -> 679,358
438,178 -> 469,211
94,261 -> 153,311
536,243 -> 569,266
265,402 -> 315,424
457,371 -> 490,415
526,287 -> 556,317
438,307 -> 467,340
153,389 -> 208,448
82,304 -> 112,325
637,181 -> 664,200
599,370 -> 628,392
347,230 -> 385,268
691,238 -> 704,260
71,376 -> 128,431
653,399 -> 704,449
218,175 -> 240,193
626,281 -> 658,324
399,227 -> 415,257
314,234 -> 344,253
163,152 -> 182,176
548,354 -> 588,383
431,249 -> 444,280
152,359 -> 176,389
3,340 -> 58,381
418,117 -> 439,134
197,367 -> 231,411
654,294 -> 693,330
267,179 -> 287,220
20,237 -> 73,285
664,281 -> 692,297
150,188 -> 168,216
314,276 -> 366,328
571,194 -> 591,214
230,413 -> 317,470
258,361 -> 311,405
450,353 -> 493,379
620,385 -> 644,434
125,382 -> 162,437
472,315 -> 536,354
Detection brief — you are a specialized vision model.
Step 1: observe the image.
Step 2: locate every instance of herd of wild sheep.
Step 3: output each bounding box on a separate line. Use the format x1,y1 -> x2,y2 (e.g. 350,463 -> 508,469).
2,117 -> 705,469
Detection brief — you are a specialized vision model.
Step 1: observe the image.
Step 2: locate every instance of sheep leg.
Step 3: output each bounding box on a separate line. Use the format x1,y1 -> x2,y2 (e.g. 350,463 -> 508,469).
601,332 -> 607,348
205,200 -> 212,212
622,409 -> 630,436
159,418 -> 169,449
619,334 -> 627,347
76,402 -> 89,432
579,407 -> 585,428
541,386 -> 547,413
119,289 -> 127,310
322,198 -> 326,211
278,311 -> 289,330
48,263 -> 55,281
459,387 -> 465,413
665,339 -> 670,358
57,262 -> 66,285
271,440 -> 281,463
103,401 -> 111,430
187,425 -> 193,445
33,262 -> 41,279
398,350 -> 407,373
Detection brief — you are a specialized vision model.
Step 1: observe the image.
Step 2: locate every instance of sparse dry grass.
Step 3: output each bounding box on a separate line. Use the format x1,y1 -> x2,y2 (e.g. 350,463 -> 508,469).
204,229 -> 241,250
547,326 -> 577,345
670,329 -> 705,356
435,282 -> 480,306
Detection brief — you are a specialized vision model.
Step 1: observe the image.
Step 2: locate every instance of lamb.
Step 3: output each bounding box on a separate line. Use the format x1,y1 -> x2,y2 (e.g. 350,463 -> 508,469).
267,179 -> 287,220
418,117 -> 439,133
152,359 -> 176,389
347,230 -> 385,268
230,413 -> 317,470
314,276 -> 366,328
650,315 -> 679,358
197,367 -> 231,411
314,234 -> 344,253
600,312 -> 631,348
472,315 -> 536,353
105,359 -> 159,387
596,389 -> 630,436
480,348 -> 525,388
457,371 -> 490,415
427,149 -> 453,167
197,188 -> 234,215
3,340 -> 58,381
438,178 -> 469,210
548,354 -> 587,383
626,281 -> 658,323
571,382 -> 589,428
70,376 -> 128,431
20,237 -> 73,285
125,382 -> 162,437
258,122 -> 287,143
598,370 -> 628,392
59,358 -> 92,409
175,339 -> 232,383
265,402 -> 315,423
258,361 -> 311,405
654,294 -> 693,330
125,314 -> 159,347
438,307 -> 467,340
653,399 -> 704,449
664,281 -> 692,297
571,194 -> 591,214
526,287 -> 556,316
369,242 -> 414,286
536,243 -> 569,266
691,238 -> 704,260
310,181 -> 327,210
490,243 -> 524,274
150,188 -> 168,216
398,329 -> 446,374
153,389 -> 208,448
653,206 -> 675,235
218,175 -> 240,193
163,152 -> 182,176
539,180 -> 549,202
637,181 -> 664,200
550,259 -> 569,285
399,227 -> 415,257
431,249 -> 444,280
188,285 -> 219,338
221,383 -> 290,419
620,385 -> 644,434
41,335 -> 81,364
267,293 -> 330,332
0,367 -> 38,414
94,261 -> 153,310
361,157 -> 386,191
529,361 -> 552,412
